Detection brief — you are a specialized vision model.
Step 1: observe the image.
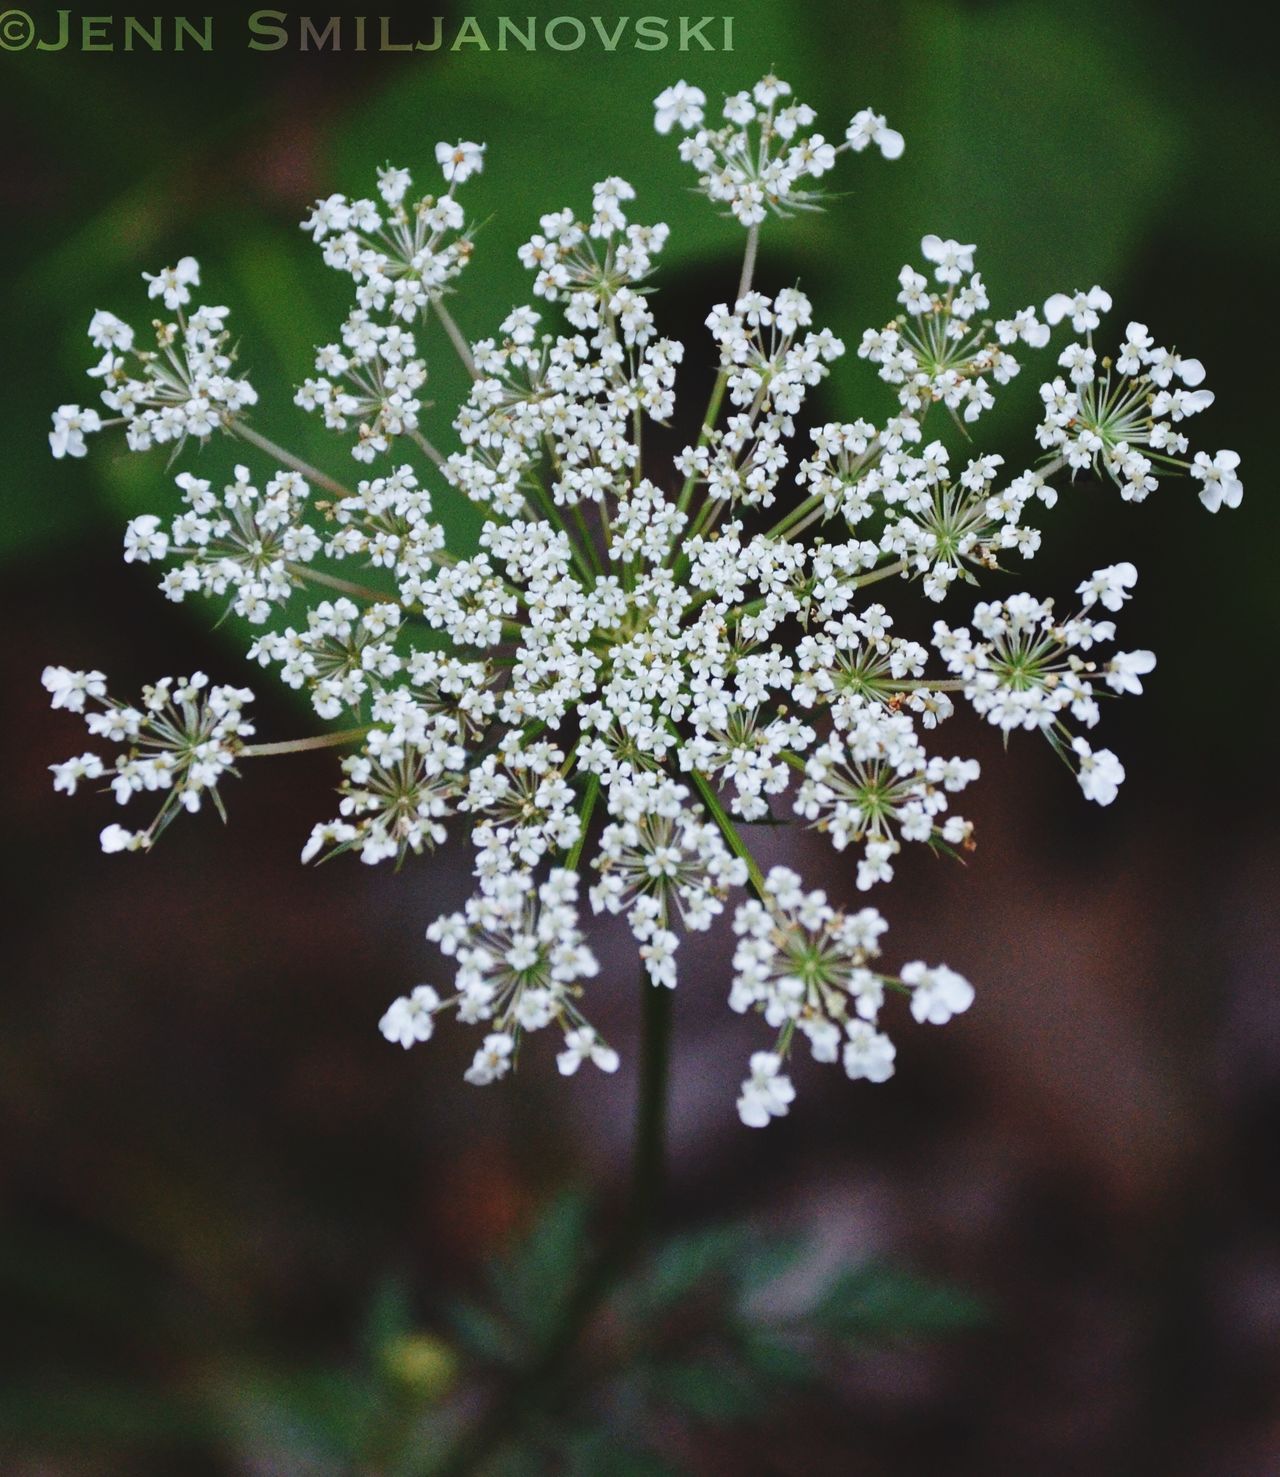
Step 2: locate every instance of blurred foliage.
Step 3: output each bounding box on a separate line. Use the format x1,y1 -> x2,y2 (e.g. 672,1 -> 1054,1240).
0,1189 -> 984,1474
398,1195 -> 983,1474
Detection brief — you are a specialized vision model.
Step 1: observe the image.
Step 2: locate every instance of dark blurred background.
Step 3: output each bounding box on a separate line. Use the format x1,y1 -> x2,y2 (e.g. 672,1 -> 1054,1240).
2,2 -> 1278,1473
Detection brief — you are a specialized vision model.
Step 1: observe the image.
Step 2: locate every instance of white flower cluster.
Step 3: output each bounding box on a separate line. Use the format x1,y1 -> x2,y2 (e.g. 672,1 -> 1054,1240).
297,155 -> 479,461
679,288 -> 843,508
45,78 -> 1241,1125
49,270 -> 257,459
44,666 -> 254,852
656,76 -> 902,224
795,699 -> 978,891
124,466 -> 322,625
731,866 -> 973,1126
1035,298 -> 1239,508
381,869 -> 607,1085
591,776 -> 748,987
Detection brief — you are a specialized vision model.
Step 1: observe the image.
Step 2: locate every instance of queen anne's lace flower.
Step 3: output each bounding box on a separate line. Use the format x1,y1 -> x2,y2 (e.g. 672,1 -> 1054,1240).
50,294 -> 257,458
43,667 -> 254,851
128,466 -> 323,625
794,702 -> 978,890
44,77 -> 1241,1125
590,777 -> 748,986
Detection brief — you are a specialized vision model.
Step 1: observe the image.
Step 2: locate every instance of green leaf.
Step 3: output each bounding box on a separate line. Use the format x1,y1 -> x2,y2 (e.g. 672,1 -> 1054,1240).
0,1379 -> 214,1448
563,1428 -> 676,1477
811,1263 -> 987,1345
648,1358 -> 758,1424
739,1333 -> 816,1388
630,1224 -> 753,1315
208,1360 -> 383,1467
362,1273 -> 414,1358
446,1297 -> 522,1366
488,1190 -> 592,1341
488,1445 -> 550,1477
730,1233 -> 809,1298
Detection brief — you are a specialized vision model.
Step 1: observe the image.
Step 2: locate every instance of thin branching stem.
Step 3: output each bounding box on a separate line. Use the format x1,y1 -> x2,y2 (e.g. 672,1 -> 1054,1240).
432,297 -> 478,381
409,427 -> 450,474
673,224 -> 760,523
240,726 -> 369,758
228,418 -> 353,500
287,562 -> 394,604
689,768 -> 768,900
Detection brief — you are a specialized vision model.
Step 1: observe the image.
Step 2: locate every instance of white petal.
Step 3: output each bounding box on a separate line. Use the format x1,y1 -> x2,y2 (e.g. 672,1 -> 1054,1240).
1043,293 -> 1072,326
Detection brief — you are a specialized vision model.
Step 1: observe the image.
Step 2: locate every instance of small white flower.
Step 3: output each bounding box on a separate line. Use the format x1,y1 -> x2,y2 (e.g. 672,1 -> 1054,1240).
100,822 -> 149,854
88,310 -> 133,352
50,752 -> 104,797
1190,449 -> 1243,513
920,234 -> 976,285
49,404 -> 102,459
434,140 -> 485,184
142,255 -> 200,311
653,80 -> 706,135
845,107 -> 905,160
43,665 -> 107,712
464,1031 -> 514,1085
903,962 -> 974,1025
123,514 -> 169,564
843,1021 -> 896,1082
1077,562 -> 1138,612
376,165 -> 413,205
736,1051 -> 796,1127
379,984 -> 440,1048
1072,737 -> 1126,806
1043,285 -> 1111,332
556,1026 -> 620,1076
1104,649 -> 1156,696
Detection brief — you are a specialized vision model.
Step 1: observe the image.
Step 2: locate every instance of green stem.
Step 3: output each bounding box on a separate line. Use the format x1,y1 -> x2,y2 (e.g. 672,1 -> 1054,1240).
432,297 -> 478,381
854,558 -> 909,589
765,489 -> 825,541
526,479 -> 597,588
409,427 -> 450,474
240,726 -> 368,758
630,979 -> 672,1242
672,224 -> 759,525
570,502 -> 604,576
686,491 -> 726,543
423,969 -> 673,1477
737,221 -> 760,301
688,768 -> 768,900
563,774 -> 600,871
289,562 -> 524,639
228,418 -> 353,500
674,372 -> 726,520
287,563 -> 393,604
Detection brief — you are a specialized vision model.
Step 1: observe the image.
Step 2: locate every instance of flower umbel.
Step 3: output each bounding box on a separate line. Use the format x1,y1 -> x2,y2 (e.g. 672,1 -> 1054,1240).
44,77 -> 1241,1125
44,666 -> 254,852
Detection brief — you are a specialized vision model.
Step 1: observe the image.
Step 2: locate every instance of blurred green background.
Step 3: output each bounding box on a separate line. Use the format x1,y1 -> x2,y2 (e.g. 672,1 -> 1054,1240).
3,2 -> 1278,1473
